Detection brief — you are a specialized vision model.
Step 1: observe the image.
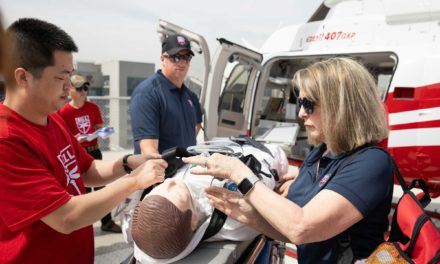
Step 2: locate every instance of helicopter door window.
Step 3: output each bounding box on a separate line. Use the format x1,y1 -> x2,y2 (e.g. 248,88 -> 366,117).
218,64 -> 252,114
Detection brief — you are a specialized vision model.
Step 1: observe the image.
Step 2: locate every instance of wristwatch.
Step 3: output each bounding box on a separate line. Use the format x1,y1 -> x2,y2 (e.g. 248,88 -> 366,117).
237,175 -> 261,196
122,154 -> 133,174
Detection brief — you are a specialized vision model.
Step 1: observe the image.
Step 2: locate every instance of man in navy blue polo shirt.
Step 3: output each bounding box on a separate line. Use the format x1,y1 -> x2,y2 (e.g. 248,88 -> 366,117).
130,34 -> 203,155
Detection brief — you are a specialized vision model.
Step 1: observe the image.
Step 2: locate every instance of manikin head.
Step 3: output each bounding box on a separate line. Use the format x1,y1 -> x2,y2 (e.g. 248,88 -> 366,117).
131,178 -> 199,259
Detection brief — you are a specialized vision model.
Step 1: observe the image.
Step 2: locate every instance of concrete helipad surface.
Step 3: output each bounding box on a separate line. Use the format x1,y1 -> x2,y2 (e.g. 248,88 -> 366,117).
94,221 -> 132,264
94,149 -> 133,264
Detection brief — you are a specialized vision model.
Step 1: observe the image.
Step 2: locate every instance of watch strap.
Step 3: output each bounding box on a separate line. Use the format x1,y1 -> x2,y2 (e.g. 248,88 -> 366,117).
237,175 -> 260,196
122,154 -> 133,174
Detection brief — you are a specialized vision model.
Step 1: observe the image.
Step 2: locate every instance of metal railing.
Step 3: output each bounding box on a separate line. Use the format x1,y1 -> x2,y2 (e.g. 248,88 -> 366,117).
88,96 -> 132,151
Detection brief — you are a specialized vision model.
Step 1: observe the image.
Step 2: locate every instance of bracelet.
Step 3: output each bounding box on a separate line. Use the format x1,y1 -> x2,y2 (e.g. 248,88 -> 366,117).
122,154 -> 133,174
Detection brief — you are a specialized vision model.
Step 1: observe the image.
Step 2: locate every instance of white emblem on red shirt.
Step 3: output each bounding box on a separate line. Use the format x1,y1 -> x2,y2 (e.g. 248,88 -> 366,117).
57,145 -> 81,195
75,115 -> 91,134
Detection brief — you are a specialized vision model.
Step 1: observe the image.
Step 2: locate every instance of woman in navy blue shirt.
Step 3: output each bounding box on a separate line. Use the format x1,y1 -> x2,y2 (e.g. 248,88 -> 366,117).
183,57 -> 393,263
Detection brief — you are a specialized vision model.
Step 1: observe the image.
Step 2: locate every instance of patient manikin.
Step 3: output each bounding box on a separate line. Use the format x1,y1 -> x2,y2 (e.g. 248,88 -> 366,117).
121,139 -> 289,263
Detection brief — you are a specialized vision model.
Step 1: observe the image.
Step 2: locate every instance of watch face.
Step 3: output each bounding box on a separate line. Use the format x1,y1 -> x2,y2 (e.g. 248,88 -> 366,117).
238,178 -> 253,195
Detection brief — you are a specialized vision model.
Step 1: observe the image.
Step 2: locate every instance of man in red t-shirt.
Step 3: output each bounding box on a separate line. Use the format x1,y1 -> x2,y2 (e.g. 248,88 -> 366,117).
0,18 -> 167,264
59,75 -> 104,152
59,74 -> 122,233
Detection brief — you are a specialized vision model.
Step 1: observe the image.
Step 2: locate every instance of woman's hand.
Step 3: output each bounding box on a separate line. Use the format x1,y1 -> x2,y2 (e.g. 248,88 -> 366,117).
183,153 -> 253,183
276,179 -> 294,197
205,186 -> 260,226
275,167 -> 299,197
281,167 -> 299,182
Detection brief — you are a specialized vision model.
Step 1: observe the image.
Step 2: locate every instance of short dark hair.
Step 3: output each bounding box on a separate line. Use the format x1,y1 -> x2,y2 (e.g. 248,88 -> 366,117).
131,195 -> 193,259
5,18 -> 78,83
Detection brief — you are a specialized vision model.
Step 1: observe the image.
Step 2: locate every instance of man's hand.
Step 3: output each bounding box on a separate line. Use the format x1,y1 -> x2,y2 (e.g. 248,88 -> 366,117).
132,159 -> 168,190
143,153 -> 162,160
75,133 -> 87,143
129,153 -> 162,170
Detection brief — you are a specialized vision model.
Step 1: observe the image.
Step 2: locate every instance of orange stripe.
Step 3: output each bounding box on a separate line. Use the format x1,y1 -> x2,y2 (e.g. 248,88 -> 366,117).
286,249 -> 298,258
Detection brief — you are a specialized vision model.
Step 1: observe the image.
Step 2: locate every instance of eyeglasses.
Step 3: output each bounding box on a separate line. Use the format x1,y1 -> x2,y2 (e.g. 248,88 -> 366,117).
75,86 -> 89,92
297,97 -> 315,115
164,54 -> 193,63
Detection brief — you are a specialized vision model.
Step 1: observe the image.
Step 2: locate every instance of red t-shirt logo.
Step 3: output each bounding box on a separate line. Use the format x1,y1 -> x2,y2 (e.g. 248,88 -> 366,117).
57,145 -> 81,195
75,115 -> 91,134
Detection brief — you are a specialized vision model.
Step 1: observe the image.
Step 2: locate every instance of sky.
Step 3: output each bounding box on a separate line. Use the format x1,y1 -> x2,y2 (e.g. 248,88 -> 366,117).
0,0 -> 322,68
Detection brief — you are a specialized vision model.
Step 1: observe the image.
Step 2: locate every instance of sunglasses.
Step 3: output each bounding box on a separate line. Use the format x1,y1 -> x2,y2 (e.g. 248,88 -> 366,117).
75,86 -> 89,92
297,97 -> 315,114
164,54 -> 193,63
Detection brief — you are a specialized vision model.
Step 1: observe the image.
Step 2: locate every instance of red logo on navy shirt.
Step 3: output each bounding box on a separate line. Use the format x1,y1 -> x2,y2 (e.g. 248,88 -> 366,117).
319,174 -> 331,187
177,36 -> 186,46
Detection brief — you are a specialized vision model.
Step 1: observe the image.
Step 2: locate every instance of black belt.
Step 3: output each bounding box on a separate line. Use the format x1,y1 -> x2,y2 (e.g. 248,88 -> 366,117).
83,145 -> 99,152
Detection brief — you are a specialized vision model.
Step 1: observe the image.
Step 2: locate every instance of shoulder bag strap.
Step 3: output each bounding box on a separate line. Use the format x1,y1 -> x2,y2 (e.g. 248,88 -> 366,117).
331,145 -> 383,263
379,149 -> 431,208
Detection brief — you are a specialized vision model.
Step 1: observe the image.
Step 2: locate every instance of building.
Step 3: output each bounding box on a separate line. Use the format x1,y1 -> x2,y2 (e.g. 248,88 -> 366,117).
74,60 -> 155,150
